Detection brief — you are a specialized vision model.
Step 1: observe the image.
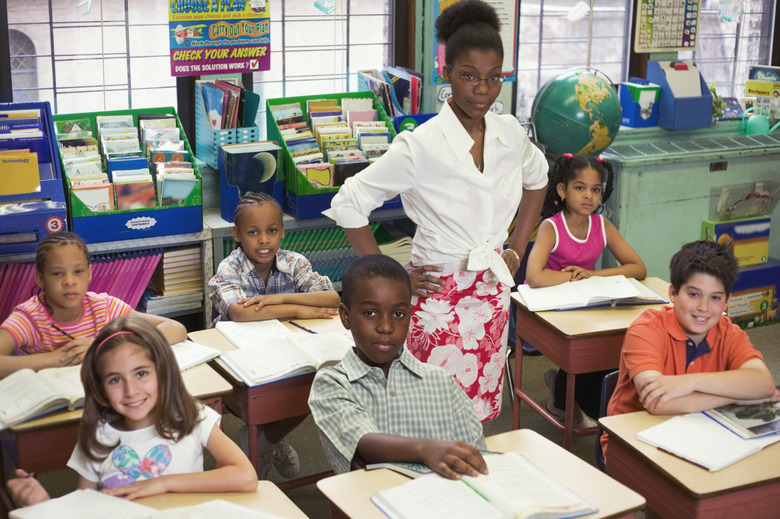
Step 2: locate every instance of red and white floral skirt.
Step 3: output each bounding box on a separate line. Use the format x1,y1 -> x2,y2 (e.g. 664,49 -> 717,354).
406,268 -> 510,422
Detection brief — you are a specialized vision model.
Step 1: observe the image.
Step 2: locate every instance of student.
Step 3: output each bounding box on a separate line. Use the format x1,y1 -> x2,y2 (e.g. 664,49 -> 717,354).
6,316 -> 256,506
308,255 -> 488,479
208,192 -> 340,479
324,0 -> 548,422
0,232 -> 187,380
524,154 -> 646,428
602,240 -> 778,459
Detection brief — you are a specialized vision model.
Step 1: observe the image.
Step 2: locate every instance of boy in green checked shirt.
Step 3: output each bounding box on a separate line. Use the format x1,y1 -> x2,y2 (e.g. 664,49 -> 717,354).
308,255 -> 488,479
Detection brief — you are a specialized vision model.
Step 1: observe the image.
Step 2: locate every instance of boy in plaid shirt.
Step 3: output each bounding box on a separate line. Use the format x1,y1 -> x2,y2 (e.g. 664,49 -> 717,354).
309,254 -> 487,478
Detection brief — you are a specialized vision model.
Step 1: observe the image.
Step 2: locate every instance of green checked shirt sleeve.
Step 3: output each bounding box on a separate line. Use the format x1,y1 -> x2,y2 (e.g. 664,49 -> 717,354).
308,347 -> 486,474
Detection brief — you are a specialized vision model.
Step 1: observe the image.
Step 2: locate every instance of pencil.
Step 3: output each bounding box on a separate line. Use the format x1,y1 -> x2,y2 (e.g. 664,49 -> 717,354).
288,320 -> 318,334
51,323 -> 75,340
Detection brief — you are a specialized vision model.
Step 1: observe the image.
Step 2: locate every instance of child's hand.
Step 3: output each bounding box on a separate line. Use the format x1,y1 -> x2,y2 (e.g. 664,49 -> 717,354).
102,477 -> 167,500
53,337 -> 92,367
637,375 -> 694,413
296,306 -> 339,319
420,440 -> 488,480
7,469 -> 49,507
406,264 -> 444,298
561,265 -> 592,281
239,294 -> 283,309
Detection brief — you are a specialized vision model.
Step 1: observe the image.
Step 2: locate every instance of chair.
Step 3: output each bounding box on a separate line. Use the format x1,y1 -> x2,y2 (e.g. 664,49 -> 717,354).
594,370 -> 619,471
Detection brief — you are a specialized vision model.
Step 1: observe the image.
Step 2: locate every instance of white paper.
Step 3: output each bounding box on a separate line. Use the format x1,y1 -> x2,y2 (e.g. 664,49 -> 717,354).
215,320 -> 292,349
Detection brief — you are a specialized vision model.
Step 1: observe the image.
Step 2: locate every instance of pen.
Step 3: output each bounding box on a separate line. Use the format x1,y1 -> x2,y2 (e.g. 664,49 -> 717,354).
52,324 -> 75,340
288,320 -> 318,334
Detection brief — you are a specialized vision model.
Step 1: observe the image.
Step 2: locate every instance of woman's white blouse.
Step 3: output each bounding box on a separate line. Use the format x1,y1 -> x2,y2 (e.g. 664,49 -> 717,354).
324,100 -> 548,286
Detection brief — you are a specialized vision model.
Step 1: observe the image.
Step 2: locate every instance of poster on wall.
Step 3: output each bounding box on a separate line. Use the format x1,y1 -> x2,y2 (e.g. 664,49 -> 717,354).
432,0 -> 518,86
168,0 -> 271,77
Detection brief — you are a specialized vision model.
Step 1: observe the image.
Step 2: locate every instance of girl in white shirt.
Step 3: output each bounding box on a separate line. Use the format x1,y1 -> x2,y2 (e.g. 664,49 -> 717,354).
324,0 -> 548,421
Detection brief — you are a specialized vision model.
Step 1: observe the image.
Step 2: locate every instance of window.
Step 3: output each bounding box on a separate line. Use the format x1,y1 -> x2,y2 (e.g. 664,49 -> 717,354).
515,0 -> 633,120
6,1 -> 175,113
678,0 -> 776,98
250,0 -> 394,136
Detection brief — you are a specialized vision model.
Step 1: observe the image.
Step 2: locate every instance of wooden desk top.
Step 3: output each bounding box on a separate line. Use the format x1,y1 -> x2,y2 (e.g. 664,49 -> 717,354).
316,429 -> 645,519
9,362 -> 232,433
600,411 -> 780,497
513,277 -> 670,338
136,481 -> 308,518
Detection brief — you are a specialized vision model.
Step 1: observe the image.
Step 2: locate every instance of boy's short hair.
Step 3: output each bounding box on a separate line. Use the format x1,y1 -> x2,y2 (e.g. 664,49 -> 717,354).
669,240 -> 739,294
233,192 -> 282,228
341,254 -> 411,307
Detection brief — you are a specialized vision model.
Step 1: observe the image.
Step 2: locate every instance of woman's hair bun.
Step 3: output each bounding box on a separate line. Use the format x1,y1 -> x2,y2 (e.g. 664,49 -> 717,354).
435,0 -> 500,43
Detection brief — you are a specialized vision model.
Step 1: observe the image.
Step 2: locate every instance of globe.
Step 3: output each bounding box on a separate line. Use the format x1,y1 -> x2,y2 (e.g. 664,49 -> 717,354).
531,69 -> 622,157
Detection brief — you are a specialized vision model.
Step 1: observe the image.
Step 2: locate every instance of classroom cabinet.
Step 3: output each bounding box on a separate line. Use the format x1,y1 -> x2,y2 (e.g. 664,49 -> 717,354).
600,121 -> 780,279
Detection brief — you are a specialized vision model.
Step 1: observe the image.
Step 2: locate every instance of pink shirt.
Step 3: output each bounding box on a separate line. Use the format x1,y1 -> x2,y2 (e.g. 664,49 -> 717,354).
545,212 -> 606,271
1,292 -> 132,355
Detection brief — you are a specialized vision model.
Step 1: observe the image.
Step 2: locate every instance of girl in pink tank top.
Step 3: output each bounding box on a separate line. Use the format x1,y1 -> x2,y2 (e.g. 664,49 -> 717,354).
524,154 -> 647,426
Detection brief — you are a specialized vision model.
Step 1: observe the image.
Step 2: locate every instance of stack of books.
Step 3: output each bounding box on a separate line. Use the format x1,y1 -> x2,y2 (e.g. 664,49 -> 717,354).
143,246 -> 203,315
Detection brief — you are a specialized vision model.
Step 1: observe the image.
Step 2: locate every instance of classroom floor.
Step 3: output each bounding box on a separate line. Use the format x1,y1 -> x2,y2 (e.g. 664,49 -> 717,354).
34,325 -> 779,518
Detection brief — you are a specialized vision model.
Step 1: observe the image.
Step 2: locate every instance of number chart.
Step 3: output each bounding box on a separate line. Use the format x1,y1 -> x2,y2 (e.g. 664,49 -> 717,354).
634,0 -> 702,53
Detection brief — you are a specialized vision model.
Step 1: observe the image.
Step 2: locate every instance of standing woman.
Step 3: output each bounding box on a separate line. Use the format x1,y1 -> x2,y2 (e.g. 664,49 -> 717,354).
324,0 -> 547,421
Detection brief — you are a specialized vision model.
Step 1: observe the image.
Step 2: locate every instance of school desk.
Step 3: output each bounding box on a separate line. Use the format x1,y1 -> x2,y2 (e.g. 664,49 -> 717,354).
315,428 -> 645,519
601,411 -> 780,519
0,361 -> 232,508
188,317 -> 347,490
511,277 -> 670,451
136,480 -> 308,518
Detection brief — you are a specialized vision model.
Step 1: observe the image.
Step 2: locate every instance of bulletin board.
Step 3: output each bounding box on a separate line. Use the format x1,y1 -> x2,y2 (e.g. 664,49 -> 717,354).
634,0 -> 702,53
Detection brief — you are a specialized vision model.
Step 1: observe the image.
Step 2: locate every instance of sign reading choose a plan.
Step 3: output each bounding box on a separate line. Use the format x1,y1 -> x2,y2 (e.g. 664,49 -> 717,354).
168,0 -> 271,77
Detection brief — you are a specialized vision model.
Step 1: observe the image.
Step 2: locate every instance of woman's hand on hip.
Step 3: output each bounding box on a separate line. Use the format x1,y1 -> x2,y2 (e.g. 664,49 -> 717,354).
405,264 -> 444,298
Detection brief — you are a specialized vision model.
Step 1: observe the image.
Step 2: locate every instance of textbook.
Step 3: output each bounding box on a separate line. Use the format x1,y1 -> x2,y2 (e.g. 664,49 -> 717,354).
637,412 -> 780,471
8,489 -> 154,519
371,452 -> 597,519
219,332 -> 353,386
704,402 -> 780,439
171,340 -> 221,371
514,275 -> 668,312
215,319 -> 294,349
0,366 -> 84,430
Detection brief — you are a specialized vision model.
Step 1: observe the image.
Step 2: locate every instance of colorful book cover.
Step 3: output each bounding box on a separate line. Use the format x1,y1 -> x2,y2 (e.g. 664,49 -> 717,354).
200,82 -> 226,130
114,180 -> 156,210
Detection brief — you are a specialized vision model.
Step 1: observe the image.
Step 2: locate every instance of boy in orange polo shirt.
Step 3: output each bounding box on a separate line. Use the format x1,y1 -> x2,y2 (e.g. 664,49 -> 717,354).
602,240 -> 778,459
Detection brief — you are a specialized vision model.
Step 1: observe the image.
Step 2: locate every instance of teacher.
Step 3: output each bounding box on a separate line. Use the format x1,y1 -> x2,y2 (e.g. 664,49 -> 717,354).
324,0 -> 547,421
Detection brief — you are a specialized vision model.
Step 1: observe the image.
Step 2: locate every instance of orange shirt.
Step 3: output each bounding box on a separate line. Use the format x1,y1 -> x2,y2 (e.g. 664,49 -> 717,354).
601,305 -> 763,457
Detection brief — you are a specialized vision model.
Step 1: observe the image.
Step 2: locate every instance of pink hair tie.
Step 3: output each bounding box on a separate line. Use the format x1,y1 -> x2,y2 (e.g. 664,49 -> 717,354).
597,156 -> 604,162
95,331 -> 134,352
563,153 -> 573,158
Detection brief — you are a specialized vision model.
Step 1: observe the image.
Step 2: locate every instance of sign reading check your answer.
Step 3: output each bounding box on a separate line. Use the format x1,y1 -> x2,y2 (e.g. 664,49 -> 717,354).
168,0 -> 271,77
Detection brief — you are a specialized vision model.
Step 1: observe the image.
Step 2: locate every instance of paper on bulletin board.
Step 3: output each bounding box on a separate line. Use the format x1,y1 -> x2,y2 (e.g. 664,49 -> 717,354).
168,0 -> 271,77
432,0 -> 519,85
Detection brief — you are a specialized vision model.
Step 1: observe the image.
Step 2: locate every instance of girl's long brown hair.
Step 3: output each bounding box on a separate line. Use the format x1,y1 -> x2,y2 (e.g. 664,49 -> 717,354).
78,316 -> 201,462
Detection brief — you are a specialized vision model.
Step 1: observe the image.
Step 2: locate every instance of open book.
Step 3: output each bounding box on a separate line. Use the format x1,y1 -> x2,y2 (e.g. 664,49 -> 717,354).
637,412 -> 780,471
366,461 -> 434,479
0,365 -> 84,430
220,332 -> 354,386
170,339 -> 221,371
371,452 -> 596,519
704,402 -> 780,439
215,319 -> 293,349
9,489 -> 154,519
514,275 -> 668,312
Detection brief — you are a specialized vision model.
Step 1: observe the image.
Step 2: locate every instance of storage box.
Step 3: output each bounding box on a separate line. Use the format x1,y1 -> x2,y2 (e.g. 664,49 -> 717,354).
702,216 -> 770,267
53,107 -> 202,244
194,82 -> 261,169
709,181 -> 779,221
619,79 -> 660,128
0,101 -> 68,254
646,60 -> 713,131
266,91 -> 402,220
728,258 -> 780,329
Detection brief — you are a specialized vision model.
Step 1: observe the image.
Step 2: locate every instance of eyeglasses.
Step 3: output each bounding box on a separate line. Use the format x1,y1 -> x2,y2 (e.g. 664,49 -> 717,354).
447,65 -> 505,87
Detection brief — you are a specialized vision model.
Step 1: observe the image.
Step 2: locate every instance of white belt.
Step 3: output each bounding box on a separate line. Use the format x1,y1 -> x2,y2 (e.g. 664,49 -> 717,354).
467,242 -> 515,287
